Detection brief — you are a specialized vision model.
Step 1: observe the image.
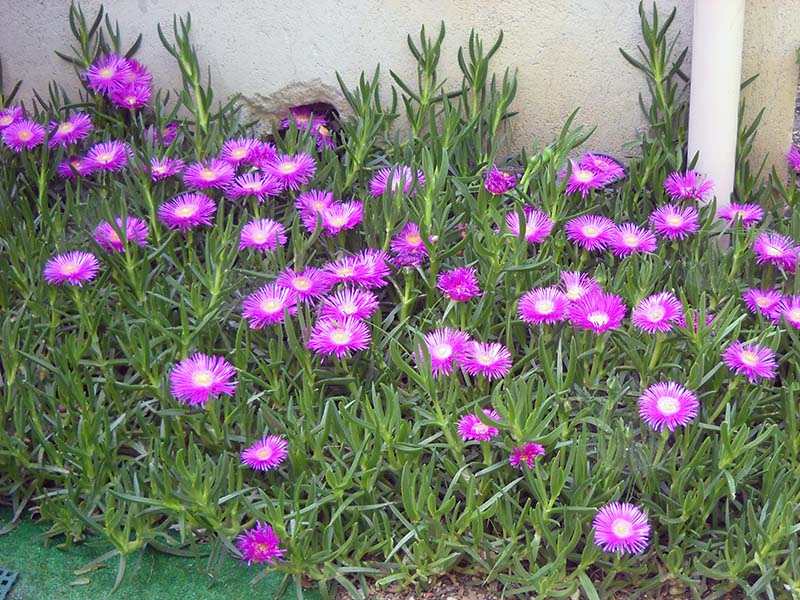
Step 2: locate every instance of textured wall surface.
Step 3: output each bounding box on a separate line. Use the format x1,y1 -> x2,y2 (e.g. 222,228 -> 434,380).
1,1 -> 798,172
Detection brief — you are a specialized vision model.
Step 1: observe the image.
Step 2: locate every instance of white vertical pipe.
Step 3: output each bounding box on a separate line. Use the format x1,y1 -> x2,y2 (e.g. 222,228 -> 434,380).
687,0 -> 746,210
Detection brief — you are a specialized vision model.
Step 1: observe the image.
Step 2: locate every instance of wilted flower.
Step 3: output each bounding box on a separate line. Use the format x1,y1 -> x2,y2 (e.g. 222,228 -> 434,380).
94,216 -> 149,252
43,251 -> 100,286
437,267 -> 481,302
240,435 -> 288,471
48,113 -> 93,148
508,443 -> 545,468
169,353 -> 237,407
663,170 -> 714,202
592,502 -> 650,555
236,522 -> 285,566
721,341 -> 777,384
638,382 -> 699,432
458,409 -> 501,441
518,286 -> 569,325
482,164 -> 518,194
649,204 -> 699,240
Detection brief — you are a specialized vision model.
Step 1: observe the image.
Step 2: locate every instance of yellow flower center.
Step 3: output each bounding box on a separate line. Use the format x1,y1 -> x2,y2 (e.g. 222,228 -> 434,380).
336,267 -> 354,277
329,215 -> 347,227
535,299 -> 555,314
58,122 -> 75,134
575,170 -> 594,182
656,395 -> 680,415
96,152 -> 113,164
790,309 -> 800,321
99,67 -> 115,79
476,353 -> 494,366
432,344 -> 452,359
18,130 -> 32,141
255,446 -> 274,460
61,262 -> 79,274
232,148 -> 248,158
666,215 -> 683,226
611,519 -> 633,538
0,116 -> 12,126
293,277 -> 311,291
646,306 -> 665,322
623,235 -> 639,247
583,225 -> 599,237
192,370 -> 213,387
740,351 -> 759,367
566,288 -> 582,301
755,297 -> 771,308
200,168 -> 216,180
261,299 -> 281,313
473,422 -> 489,434
406,233 -> 423,246
175,205 -> 197,218
766,245 -> 783,257
107,230 -> 121,243
278,162 -> 297,174
251,232 -> 268,244
330,329 -> 351,344
341,303 -> 358,315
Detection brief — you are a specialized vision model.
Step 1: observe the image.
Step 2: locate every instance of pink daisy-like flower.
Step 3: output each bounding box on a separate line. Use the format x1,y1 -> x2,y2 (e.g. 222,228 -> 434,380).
239,218 -> 287,252
123,58 -> 152,86
437,266 -> 481,302
48,113 -> 93,148
147,122 -> 178,146
564,160 -> 611,196
282,106 -> 327,131
419,328 -> 472,378
518,286 -> 569,325
250,141 -> 278,168
483,164 -> 518,195
2,119 -> 46,152
782,295 -> 800,328
307,317 -> 371,358
742,288 -> 784,323
276,267 -> 332,302
664,170 -> 714,202
85,141 -> 128,172
324,250 -> 391,288
227,172 -> 282,203
718,203 -> 764,228
649,204 -> 699,240
183,159 -> 236,191
354,249 -> 392,288
296,189 -> 334,232
0,106 -> 22,130
564,215 -> 616,251
169,353 -> 237,407
158,193 -> 216,233
321,201 -> 364,236
109,82 -> 152,110
638,381 -> 699,432
580,152 -> 625,182
242,283 -> 297,329
263,153 -> 316,190
43,251 -> 100,286
219,137 -> 259,166
320,288 -> 380,320
721,341 -> 777,383
390,222 -> 428,267
369,165 -> 425,197
505,206 -> 555,243
592,502 -> 650,555
568,291 -> 626,334
752,232 -> 799,272
787,146 -> 800,174
610,223 -> 658,257
57,157 -> 95,179
240,435 -> 288,471
150,157 -> 185,181
461,341 -> 513,380
94,216 -> 149,252
631,292 -> 683,334
458,409 -> 501,441
236,521 -> 285,566
560,271 -> 601,302
508,443 -> 545,469
84,54 -> 131,94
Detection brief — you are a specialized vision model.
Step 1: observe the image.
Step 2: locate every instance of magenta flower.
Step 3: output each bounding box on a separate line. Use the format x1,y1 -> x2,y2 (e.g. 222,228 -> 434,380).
147,122 -> 178,146
2,119 -> 45,152
227,173 -> 281,203
250,141 -> 278,168
321,201 -> 364,236
242,284 -> 297,329
787,146 -> 800,173
85,141 -> 129,172
43,251 -> 100,286
568,291 -> 626,334
169,353 -> 237,407
282,106 -> 326,131
462,341 -> 513,380
109,82 -> 152,110
458,409 -> 501,441
313,124 -> 335,151
782,296 -> 800,328
150,157 -> 185,181
721,341 -> 777,384
580,152 -> 625,182
369,165 -> 425,197
638,382 -> 699,432
263,153 -> 316,190
437,267 -> 481,302
296,189 -> 334,232
560,271 -> 601,302
183,159 -> 236,191
592,502 -> 650,555
483,165 -> 518,194
505,206 -> 554,243
320,288 -> 379,321
680,309 -> 716,333
57,157 -> 95,179
219,137 -> 259,165
649,204 -> 699,240
718,203 -> 764,228
610,223 -> 658,257
236,522 -> 285,566
94,216 -> 149,252
239,219 -> 287,252
324,250 -> 391,288
276,267 -> 332,302
508,443 -> 545,469
564,160 -> 611,196
419,328 -> 472,378
752,232 -> 798,271
307,317 -> 371,358
123,58 -> 152,86
48,113 -> 93,148
390,222 -> 428,267
0,106 -> 22,130
564,215 -> 616,251
518,286 -> 569,325
742,288 -> 784,323
84,54 -> 131,94
240,436 -> 288,471
664,170 -> 714,202
158,193 -> 216,233
631,292 -> 683,334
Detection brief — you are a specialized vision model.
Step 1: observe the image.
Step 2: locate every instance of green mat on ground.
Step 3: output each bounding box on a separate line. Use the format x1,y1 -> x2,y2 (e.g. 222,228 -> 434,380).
0,513 -> 319,600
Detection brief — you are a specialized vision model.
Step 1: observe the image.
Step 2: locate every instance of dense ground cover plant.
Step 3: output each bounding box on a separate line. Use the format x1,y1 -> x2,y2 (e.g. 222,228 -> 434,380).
2,2 -> 800,598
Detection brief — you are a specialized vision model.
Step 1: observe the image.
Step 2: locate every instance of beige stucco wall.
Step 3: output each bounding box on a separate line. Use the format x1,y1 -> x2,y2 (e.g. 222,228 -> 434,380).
1,1 -> 798,173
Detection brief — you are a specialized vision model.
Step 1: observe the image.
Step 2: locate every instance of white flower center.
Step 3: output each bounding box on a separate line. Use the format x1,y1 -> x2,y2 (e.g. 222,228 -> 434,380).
191,370 -> 213,387
611,519 -> 633,538
587,312 -> 609,327
656,395 -> 680,415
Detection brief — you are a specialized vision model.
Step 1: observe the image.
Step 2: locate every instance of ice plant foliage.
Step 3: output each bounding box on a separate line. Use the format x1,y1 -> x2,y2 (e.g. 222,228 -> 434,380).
592,503 -> 650,555
169,353 -> 237,407
638,382 -> 699,432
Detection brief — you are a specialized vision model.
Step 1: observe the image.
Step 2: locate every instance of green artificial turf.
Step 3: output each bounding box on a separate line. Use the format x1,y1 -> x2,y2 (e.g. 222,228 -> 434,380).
0,512 -> 319,600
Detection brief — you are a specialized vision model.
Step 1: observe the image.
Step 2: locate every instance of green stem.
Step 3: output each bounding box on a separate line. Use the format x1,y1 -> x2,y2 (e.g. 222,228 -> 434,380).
647,333 -> 666,373
653,429 -> 670,465
709,378 -> 739,422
